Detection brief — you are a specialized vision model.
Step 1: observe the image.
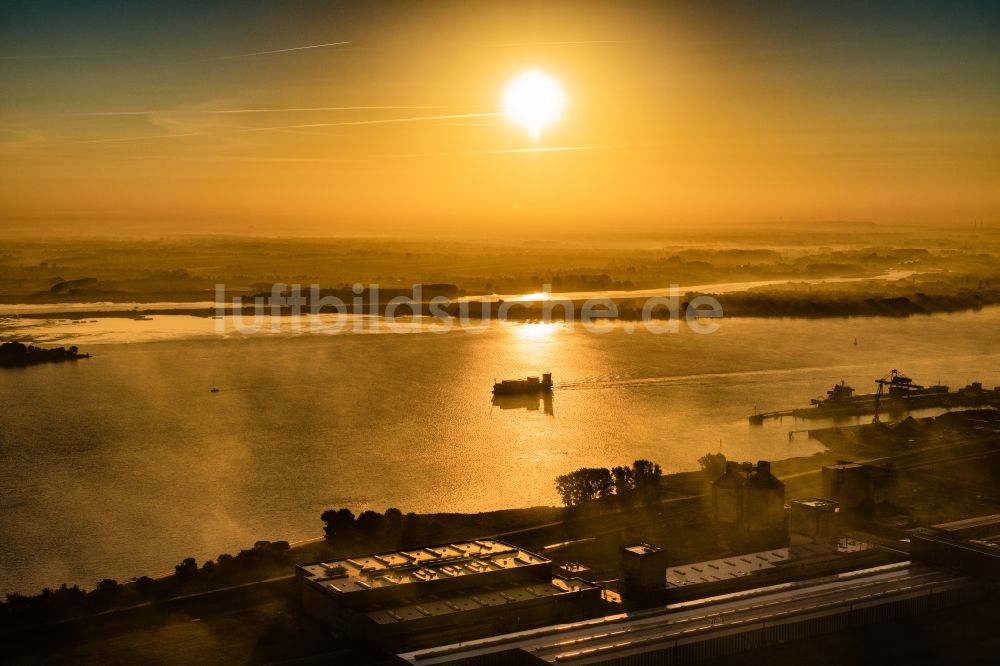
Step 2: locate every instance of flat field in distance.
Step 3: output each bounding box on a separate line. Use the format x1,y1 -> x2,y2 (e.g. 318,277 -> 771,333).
1,225 -> 997,306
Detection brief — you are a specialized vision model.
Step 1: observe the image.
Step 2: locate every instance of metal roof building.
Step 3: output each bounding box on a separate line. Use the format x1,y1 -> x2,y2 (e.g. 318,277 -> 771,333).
910,514 -> 1000,582
399,562 -> 979,665
663,538 -> 890,603
296,539 -> 603,650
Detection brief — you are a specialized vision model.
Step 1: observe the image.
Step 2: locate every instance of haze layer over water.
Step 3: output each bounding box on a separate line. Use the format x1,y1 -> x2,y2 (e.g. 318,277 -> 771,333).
1,307 -> 998,594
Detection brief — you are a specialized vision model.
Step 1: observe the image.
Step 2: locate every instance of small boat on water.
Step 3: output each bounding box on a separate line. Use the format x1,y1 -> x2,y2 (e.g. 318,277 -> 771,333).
493,372 -> 553,395
210,388 -> 220,393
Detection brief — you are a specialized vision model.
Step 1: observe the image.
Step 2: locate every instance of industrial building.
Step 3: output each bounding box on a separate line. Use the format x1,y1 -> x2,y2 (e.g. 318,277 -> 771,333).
619,543 -> 669,609
712,460 -> 787,546
615,531 -> 893,608
910,514 -> 1000,582
790,498 -> 840,543
296,539 -> 603,650
712,461 -> 746,526
821,461 -> 897,509
393,513 -> 1000,665
400,562 -> 979,665
664,537 -> 894,603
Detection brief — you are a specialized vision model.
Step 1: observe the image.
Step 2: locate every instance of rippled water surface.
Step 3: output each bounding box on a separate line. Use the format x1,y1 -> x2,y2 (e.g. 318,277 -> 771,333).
1,307 -> 998,594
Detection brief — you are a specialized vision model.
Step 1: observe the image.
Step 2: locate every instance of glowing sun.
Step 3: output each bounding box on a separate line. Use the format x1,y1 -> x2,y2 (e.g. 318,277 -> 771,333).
503,71 -> 566,141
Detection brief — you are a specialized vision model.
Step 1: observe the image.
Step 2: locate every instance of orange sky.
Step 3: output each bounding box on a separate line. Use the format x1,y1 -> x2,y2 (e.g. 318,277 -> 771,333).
1,1 -> 998,235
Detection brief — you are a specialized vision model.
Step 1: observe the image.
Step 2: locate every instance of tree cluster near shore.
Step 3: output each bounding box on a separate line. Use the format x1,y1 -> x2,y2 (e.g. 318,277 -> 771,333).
698,452 -> 728,480
321,506 -> 432,548
555,459 -> 663,507
0,502 -> 503,630
0,540 -> 290,629
0,341 -> 88,368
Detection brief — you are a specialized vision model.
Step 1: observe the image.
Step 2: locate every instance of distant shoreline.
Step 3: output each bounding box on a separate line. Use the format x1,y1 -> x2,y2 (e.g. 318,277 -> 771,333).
2,290 -> 996,322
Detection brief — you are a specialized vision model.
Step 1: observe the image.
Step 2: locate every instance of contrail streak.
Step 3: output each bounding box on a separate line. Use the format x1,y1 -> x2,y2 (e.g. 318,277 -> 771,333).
78,132 -> 199,144
77,111 -> 157,116
431,122 -> 508,127
74,105 -> 495,117
500,39 -> 636,46
172,145 -> 610,163
249,112 -> 504,131
212,105 -> 491,114
214,41 -> 351,60
391,145 -> 612,158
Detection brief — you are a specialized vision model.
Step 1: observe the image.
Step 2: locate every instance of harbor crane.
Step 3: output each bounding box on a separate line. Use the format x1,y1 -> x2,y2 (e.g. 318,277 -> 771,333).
872,369 -> 923,423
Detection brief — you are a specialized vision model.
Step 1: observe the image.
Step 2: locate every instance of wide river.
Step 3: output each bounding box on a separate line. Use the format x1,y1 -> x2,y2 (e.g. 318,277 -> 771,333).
1,306 -> 998,595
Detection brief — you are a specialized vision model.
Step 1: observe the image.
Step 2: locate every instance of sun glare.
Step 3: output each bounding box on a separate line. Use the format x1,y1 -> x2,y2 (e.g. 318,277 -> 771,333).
503,71 -> 566,141
515,322 -> 560,340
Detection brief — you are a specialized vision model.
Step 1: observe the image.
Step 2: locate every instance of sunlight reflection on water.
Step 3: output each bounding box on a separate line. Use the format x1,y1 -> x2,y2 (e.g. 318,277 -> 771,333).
0,306 -> 997,594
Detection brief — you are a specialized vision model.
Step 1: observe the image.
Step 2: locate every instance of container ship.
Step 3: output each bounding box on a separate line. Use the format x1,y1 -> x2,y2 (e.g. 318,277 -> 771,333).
493,372 -> 553,395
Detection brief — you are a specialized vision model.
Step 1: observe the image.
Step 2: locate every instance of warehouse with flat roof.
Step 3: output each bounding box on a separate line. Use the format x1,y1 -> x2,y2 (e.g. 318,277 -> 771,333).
296,539 -> 603,650
400,562 -> 978,665
664,537 -> 893,603
910,514 -> 1000,582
